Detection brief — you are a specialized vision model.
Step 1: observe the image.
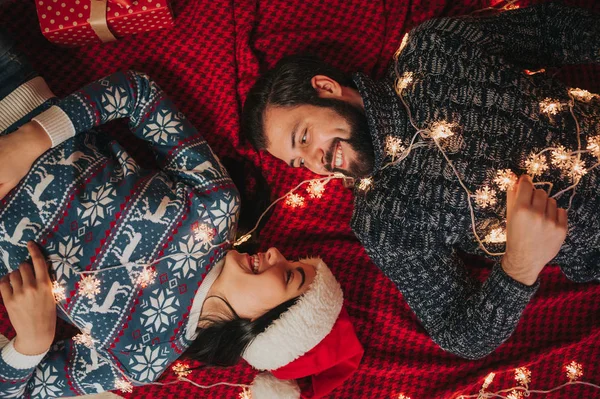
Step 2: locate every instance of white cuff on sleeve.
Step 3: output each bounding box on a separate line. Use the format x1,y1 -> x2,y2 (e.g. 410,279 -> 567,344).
1,338 -> 48,370
32,105 -> 76,148
0,77 -> 55,133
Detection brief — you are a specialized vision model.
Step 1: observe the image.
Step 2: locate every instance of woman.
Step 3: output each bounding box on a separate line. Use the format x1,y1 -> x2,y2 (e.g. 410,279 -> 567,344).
0,32 -> 363,398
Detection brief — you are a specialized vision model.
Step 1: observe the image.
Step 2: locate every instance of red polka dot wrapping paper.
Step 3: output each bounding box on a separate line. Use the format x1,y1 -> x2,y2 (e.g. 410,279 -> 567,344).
34,0 -> 174,47
1,0 -> 599,398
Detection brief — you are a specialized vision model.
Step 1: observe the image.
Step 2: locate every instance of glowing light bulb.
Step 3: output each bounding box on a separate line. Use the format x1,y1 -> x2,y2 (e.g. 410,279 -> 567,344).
569,88 -> 597,102
398,394 -> 412,399
474,186 -> 497,208
239,388 -> 252,399
429,121 -> 456,140
523,68 -> 545,75
52,281 -> 66,302
285,193 -> 305,208
514,367 -> 531,385
172,362 -> 192,378
550,145 -> 572,169
136,267 -> 157,288
234,234 -> 251,247
525,153 -> 549,177
115,378 -> 133,393
539,98 -> 563,116
587,136 -> 600,160
73,331 -> 95,349
565,361 -> 583,381
568,159 -> 587,182
494,169 -> 517,191
385,136 -> 406,159
396,72 -> 414,91
78,275 -> 101,300
507,389 -> 524,399
358,177 -> 373,191
484,227 -> 506,244
307,180 -> 326,199
193,222 -> 215,244
482,372 -> 495,390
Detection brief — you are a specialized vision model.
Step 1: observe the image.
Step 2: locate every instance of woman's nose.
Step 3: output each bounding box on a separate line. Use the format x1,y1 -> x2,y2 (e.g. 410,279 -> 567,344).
265,247 -> 282,266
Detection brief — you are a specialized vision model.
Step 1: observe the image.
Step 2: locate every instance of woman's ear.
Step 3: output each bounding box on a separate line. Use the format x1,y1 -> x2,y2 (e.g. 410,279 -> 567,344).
310,75 -> 343,99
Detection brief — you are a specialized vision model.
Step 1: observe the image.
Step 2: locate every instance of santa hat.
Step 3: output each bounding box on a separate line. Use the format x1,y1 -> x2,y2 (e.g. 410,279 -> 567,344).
242,258 -> 364,399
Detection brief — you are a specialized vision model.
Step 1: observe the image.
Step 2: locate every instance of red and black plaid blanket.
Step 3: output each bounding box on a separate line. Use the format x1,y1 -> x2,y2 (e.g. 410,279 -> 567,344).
1,0 -> 599,397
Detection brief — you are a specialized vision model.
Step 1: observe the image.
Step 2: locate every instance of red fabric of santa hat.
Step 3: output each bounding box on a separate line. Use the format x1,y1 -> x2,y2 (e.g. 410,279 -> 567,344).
243,258 -> 364,399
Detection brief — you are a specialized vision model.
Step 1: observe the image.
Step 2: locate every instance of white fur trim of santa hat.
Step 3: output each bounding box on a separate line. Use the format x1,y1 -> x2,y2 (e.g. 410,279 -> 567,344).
250,372 -> 301,399
242,257 -> 343,371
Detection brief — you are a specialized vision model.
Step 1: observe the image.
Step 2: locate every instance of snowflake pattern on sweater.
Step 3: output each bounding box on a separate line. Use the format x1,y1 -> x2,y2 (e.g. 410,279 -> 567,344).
0,71 -> 240,397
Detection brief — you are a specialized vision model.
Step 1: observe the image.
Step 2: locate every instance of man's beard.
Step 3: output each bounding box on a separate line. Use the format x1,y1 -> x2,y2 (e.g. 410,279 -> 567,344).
320,99 -> 374,178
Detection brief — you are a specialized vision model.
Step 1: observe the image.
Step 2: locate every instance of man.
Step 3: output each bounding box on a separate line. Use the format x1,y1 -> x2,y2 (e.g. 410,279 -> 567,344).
242,3 -> 600,359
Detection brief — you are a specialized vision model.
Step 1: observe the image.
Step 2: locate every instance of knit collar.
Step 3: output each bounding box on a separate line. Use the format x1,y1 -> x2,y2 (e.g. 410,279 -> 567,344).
352,72 -> 409,174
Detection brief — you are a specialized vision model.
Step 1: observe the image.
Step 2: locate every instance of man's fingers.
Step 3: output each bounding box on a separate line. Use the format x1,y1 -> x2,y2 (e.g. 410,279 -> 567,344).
546,198 -> 558,222
532,189 -> 548,212
0,276 -> 12,300
18,262 -> 35,287
8,269 -> 23,292
557,208 -> 568,228
27,242 -> 50,283
516,175 -> 534,206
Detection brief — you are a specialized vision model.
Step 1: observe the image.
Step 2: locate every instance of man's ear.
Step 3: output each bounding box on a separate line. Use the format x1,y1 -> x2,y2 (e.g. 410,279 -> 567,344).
310,75 -> 343,99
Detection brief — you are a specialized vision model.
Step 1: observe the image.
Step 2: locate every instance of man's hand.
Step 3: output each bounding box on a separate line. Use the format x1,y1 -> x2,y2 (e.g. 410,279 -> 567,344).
0,242 -> 56,356
0,121 -> 51,199
502,175 -> 568,286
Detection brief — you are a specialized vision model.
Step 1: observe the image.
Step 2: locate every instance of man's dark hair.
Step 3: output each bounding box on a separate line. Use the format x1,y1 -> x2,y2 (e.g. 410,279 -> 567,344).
182,295 -> 300,367
242,54 -> 355,150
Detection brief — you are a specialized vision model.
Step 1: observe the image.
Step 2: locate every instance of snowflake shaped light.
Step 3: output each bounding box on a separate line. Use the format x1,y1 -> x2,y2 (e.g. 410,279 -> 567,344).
587,136 -> 600,160
550,145 -> 572,170
358,177 -> 373,192
73,332 -> 95,349
568,159 -> 587,182
285,193 -> 305,208
506,389 -> 524,399
565,361 -> 583,381
493,169 -> 517,191
396,72 -> 414,91
115,378 -> 133,393
193,222 -> 215,244
385,136 -> 406,159
569,88 -> 597,102
429,121 -> 456,140
307,180 -> 326,199
539,98 -> 563,116
481,372 -> 495,390
172,362 -> 192,378
525,153 -> 549,177
474,186 -> 497,208
397,395 -> 412,399
484,227 -> 506,244
239,388 -> 252,399
78,275 -> 101,300
52,281 -> 66,302
136,267 -> 157,288
514,367 -> 531,386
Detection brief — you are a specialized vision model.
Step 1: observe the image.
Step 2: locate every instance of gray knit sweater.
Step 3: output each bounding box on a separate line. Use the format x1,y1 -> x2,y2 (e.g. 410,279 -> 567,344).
351,3 -> 600,360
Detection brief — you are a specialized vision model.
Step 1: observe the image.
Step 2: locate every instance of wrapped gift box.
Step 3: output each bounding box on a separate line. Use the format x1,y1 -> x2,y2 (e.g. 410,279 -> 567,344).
35,0 -> 174,47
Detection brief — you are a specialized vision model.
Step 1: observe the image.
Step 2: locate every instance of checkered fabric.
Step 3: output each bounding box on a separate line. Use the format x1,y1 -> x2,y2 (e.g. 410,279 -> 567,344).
0,0 -> 599,398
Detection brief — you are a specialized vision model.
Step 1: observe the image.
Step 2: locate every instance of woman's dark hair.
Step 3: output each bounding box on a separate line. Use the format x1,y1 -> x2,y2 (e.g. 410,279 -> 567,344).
242,54 -> 355,150
182,295 -> 300,367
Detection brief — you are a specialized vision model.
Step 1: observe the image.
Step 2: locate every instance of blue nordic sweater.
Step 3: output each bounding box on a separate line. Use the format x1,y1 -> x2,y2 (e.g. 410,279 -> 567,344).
0,71 -> 240,397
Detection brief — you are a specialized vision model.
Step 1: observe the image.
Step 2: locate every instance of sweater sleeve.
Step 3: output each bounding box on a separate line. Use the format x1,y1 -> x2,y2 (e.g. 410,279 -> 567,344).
0,335 -> 133,398
410,2 -> 600,69
31,70 -> 233,192
363,217 -> 538,360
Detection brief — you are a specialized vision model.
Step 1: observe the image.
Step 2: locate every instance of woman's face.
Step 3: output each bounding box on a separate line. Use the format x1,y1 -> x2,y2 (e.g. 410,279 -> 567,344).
208,248 -> 317,320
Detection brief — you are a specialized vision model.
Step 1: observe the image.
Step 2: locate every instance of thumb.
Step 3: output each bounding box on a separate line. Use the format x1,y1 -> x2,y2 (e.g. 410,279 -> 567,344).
506,180 -> 517,221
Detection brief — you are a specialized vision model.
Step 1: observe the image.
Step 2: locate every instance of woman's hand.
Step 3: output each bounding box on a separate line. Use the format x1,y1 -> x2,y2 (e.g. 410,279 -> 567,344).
0,242 -> 56,355
502,175 -> 568,286
0,121 -> 51,199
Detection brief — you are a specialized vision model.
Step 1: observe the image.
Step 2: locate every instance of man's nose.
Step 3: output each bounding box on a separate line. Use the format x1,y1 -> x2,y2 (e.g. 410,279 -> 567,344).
306,147 -> 326,172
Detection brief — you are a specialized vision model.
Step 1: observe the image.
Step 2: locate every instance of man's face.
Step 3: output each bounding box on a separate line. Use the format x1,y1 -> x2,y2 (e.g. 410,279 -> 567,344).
263,99 -> 375,178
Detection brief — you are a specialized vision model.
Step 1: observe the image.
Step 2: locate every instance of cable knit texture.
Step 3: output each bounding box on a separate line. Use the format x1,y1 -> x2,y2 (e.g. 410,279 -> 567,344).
350,3 -> 600,360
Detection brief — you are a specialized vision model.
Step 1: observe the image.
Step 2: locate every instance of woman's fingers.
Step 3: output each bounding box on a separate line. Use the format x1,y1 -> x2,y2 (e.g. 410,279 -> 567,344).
8,269 -> 23,293
0,275 -> 12,300
27,242 -> 50,283
18,262 -> 35,287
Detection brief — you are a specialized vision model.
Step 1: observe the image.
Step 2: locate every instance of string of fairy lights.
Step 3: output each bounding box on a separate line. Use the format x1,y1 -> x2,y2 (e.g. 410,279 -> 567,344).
35,0 -> 598,398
